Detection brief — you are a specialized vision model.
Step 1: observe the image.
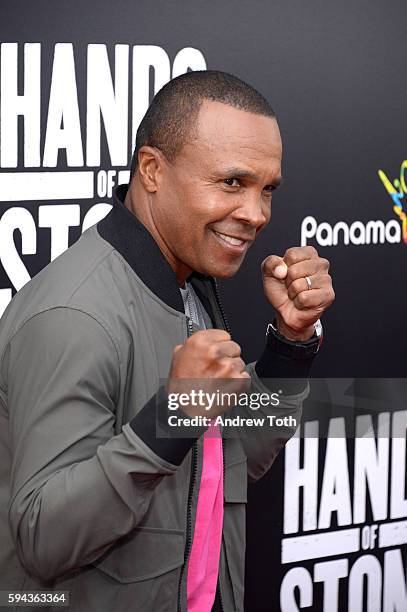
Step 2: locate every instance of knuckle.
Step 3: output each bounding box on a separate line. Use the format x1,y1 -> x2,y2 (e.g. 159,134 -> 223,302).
285,267 -> 293,282
219,359 -> 234,377
231,341 -> 242,355
284,247 -> 297,264
235,357 -> 246,372
287,285 -> 296,300
208,343 -> 222,360
307,245 -> 318,257
319,272 -> 332,286
296,292 -> 308,307
188,331 -> 203,346
219,330 -> 231,341
286,267 -> 297,283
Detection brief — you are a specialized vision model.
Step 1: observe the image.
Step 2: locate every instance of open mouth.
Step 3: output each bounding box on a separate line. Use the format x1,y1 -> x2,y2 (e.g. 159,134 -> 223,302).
212,230 -> 249,253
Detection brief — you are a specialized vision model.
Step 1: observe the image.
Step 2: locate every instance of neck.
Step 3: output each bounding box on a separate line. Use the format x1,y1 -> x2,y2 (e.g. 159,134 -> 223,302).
124,181 -> 192,286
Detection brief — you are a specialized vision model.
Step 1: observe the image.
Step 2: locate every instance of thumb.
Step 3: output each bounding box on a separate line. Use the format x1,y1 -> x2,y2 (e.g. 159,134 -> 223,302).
261,255 -> 288,280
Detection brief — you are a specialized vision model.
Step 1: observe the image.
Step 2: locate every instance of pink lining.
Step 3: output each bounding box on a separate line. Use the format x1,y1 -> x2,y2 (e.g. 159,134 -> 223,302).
186,423 -> 224,611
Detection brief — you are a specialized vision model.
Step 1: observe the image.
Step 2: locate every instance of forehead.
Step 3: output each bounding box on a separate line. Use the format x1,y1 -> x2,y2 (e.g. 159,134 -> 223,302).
181,99 -> 282,174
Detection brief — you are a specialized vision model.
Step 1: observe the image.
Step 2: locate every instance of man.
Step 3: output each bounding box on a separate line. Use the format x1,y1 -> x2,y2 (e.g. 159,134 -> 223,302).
0,71 -> 334,611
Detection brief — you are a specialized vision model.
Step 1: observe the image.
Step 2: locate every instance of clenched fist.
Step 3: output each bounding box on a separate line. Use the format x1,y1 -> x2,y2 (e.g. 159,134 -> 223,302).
167,329 -> 250,418
262,246 -> 335,341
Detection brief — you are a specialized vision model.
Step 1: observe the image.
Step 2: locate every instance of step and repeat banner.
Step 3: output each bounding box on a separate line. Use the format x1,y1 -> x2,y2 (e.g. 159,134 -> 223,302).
1,1 -> 406,610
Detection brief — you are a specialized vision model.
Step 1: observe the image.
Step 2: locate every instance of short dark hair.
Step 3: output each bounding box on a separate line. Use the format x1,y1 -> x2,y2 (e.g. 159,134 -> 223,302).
130,70 -> 276,179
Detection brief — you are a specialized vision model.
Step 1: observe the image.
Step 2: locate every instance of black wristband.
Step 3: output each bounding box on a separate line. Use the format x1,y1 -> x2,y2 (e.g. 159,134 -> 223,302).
255,321 -> 320,394
130,388 -> 207,466
265,322 -> 321,359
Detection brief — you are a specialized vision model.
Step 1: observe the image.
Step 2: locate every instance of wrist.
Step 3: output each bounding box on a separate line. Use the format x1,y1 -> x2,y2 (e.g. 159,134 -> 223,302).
276,316 -> 315,342
264,317 -> 323,361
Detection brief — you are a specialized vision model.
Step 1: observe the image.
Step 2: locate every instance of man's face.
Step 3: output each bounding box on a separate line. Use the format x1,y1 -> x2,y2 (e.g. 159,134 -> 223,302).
152,100 -> 283,279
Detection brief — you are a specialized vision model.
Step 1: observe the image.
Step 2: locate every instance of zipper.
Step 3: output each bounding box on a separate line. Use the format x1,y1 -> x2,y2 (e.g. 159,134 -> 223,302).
177,315 -> 197,612
186,285 -> 196,325
211,278 -> 231,334
177,439 -> 198,612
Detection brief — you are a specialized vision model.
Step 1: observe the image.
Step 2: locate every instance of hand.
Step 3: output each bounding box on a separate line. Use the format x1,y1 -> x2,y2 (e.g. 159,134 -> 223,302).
262,246 -> 335,341
167,329 -> 250,418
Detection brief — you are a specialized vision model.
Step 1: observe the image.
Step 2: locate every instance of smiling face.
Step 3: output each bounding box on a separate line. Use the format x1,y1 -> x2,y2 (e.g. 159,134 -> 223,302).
135,100 -> 283,283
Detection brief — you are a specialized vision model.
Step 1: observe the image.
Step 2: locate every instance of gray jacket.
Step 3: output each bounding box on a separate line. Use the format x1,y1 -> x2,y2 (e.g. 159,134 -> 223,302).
0,185 -> 307,611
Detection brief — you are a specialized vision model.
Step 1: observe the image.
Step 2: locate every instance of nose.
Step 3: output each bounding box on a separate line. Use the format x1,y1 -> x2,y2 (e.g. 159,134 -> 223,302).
233,194 -> 269,231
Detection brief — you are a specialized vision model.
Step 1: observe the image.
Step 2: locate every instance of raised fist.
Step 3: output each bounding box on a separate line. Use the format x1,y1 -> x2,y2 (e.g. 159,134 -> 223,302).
167,329 -> 250,418
262,246 -> 335,340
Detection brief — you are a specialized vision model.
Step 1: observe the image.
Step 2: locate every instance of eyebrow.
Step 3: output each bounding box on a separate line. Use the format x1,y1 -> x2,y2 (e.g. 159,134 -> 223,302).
222,167 -> 283,188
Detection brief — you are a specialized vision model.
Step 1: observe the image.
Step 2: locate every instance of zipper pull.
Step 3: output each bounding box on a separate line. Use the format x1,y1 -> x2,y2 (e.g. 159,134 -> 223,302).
187,316 -> 194,337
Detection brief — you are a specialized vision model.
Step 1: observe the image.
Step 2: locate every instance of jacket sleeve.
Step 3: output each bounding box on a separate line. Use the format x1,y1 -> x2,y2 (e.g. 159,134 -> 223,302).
238,361 -> 308,483
235,330 -> 316,483
6,307 -> 194,583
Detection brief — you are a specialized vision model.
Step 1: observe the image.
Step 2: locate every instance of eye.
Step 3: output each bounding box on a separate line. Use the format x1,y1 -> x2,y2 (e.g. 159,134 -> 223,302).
224,178 -> 240,187
263,185 -> 275,196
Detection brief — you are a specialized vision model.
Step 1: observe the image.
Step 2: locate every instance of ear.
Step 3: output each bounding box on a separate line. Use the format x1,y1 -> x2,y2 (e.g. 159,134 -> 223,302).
137,146 -> 165,193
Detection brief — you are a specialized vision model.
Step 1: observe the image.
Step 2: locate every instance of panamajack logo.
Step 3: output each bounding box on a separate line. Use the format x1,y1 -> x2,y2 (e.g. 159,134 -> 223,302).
378,160 -> 407,244
301,160 -> 407,247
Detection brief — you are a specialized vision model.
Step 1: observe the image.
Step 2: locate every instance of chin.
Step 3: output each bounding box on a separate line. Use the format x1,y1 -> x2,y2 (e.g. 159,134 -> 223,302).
212,268 -> 240,279
199,260 -> 243,279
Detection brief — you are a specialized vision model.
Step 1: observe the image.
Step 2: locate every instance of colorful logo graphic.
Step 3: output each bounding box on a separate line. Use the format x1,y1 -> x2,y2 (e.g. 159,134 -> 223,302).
378,160 -> 407,244
301,163 -> 407,248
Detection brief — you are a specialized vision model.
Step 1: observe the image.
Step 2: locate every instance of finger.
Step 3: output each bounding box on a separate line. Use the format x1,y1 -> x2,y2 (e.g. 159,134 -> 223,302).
217,340 -> 242,358
261,255 -> 288,280
239,371 -> 251,379
287,273 -> 332,300
229,357 -> 248,376
283,246 -> 319,266
228,356 -> 247,374
191,329 -> 231,345
293,287 -> 335,311
207,339 -> 242,362
217,356 -> 246,377
285,258 -> 330,287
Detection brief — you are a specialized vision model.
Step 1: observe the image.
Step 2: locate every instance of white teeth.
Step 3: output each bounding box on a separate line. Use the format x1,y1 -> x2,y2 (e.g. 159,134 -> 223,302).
214,231 -> 245,246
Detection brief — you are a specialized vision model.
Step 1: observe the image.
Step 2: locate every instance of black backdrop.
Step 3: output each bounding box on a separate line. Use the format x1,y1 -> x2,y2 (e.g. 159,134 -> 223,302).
1,2 -> 406,610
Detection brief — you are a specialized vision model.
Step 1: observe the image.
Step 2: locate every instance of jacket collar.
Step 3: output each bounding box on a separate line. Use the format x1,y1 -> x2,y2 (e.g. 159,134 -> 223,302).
97,184 -> 218,322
